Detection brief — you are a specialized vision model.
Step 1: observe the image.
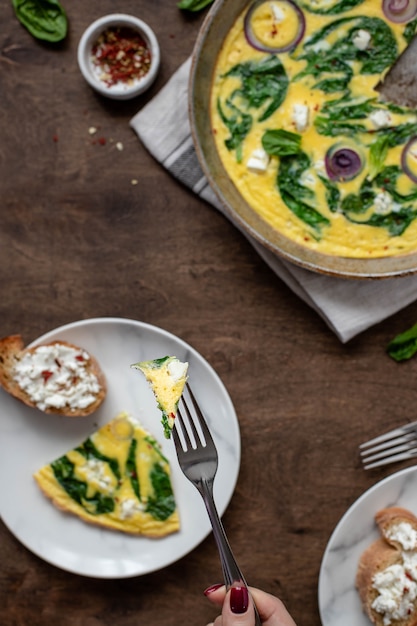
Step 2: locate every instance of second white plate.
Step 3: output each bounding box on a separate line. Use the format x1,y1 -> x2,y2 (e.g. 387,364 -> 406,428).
318,465 -> 417,626
0,317 -> 241,578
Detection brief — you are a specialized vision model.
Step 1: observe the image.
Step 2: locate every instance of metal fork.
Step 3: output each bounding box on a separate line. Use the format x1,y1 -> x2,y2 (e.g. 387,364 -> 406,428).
172,384 -> 262,626
359,420 -> 417,469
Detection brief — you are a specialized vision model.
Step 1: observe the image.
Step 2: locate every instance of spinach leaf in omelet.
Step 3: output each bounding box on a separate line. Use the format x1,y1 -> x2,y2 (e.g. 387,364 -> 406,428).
217,55 -> 289,162
299,0 -> 365,14
262,129 -> 330,237
325,166 -> 417,236
293,17 -> 397,93
51,456 -> 115,516
145,463 -> 176,521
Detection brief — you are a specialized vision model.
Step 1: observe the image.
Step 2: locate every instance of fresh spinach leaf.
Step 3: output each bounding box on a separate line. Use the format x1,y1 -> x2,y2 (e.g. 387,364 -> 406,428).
318,175 -> 340,213
387,323 -> 417,361
294,16 -> 397,92
403,17 -> 417,43
177,0 -> 213,10
12,0 -> 67,42
368,135 -> 390,181
277,152 -> 330,236
146,463 -> 176,521
217,99 -> 252,162
77,438 -> 121,481
364,207 -> 417,236
262,129 -> 302,156
299,0 -> 365,14
51,456 -> 115,516
224,55 -> 289,122
378,122 -> 417,148
375,166 -> 417,204
340,169 -> 417,236
218,55 -> 288,161
126,438 -> 140,500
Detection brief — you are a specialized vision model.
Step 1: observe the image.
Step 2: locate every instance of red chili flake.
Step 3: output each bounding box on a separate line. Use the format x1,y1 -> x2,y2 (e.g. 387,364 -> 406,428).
75,354 -> 85,362
98,137 -> 106,145
91,26 -> 152,87
52,134 -> 59,142
41,370 -> 53,383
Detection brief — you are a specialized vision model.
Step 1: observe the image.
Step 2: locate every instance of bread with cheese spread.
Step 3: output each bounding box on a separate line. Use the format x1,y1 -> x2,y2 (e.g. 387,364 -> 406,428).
0,334 -> 106,417
356,506 -> 417,626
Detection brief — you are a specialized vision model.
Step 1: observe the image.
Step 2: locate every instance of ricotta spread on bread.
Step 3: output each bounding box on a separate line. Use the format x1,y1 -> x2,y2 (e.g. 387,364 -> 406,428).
0,335 -> 106,417
357,507 -> 417,626
14,343 -> 100,411
34,411 -> 180,537
131,356 -> 188,438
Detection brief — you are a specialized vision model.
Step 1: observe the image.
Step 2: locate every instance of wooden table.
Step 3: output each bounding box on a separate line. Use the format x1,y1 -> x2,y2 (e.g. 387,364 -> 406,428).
1,2 -> 417,625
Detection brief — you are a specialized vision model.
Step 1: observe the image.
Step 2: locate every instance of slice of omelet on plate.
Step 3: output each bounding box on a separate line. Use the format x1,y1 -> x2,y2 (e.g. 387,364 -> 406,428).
131,356 -> 188,438
34,412 -> 180,537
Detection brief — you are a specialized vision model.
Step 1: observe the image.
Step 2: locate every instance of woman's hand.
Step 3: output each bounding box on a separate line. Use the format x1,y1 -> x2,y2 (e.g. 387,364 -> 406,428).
204,583 -> 297,626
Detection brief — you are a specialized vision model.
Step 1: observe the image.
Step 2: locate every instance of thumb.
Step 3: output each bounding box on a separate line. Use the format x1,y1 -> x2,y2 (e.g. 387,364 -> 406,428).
221,584 -> 256,626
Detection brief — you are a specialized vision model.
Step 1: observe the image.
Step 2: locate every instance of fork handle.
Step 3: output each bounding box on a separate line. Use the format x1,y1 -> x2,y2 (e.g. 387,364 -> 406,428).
199,478 -> 262,626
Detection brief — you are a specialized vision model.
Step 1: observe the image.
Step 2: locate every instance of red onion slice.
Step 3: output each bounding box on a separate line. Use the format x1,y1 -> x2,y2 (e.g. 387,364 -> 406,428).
244,0 -> 305,53
402,137 -> 417,183
325,146 -> 363,182
382,0 -> 417,23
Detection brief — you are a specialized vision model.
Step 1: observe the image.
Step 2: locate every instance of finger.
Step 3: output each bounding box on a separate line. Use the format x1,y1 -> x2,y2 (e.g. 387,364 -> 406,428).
204,583 -> 227,607
250,588 -> 297,626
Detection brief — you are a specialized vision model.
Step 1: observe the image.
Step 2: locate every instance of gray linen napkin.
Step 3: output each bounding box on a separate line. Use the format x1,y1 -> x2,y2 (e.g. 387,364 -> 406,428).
130,58 -> 417,343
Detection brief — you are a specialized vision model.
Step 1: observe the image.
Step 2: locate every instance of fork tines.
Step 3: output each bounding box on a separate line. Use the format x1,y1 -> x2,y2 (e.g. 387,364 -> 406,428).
174,384 -> 214,451
359,420 -> 417,469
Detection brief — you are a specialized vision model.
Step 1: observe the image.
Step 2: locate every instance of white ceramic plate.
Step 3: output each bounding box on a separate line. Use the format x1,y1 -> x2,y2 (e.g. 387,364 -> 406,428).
318,466 -> 417,626
0,317 -> 241,578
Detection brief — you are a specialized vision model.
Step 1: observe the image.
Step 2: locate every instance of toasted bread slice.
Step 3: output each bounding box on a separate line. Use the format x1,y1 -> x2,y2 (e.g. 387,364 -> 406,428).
0,334 -> 106,417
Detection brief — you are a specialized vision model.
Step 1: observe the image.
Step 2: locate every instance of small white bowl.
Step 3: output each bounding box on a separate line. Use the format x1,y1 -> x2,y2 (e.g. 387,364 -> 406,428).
77,14 -> 160,100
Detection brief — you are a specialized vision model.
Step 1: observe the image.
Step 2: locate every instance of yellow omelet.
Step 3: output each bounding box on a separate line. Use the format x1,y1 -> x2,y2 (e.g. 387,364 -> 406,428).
34,412 -> 180,537
211,0 -> 417,258
131,356 -> 188,438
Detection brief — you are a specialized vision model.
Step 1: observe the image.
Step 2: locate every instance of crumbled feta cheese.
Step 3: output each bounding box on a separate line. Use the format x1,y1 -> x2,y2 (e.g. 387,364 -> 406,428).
84,459 -> 113,492
246,148 -> 270,173
386,522 -> 417,551
119,498 -> 145,519
372,563 -> 417,625
292,104 -> 309,132
309,39 -> 331,53
374,191 -> 401,215
167,359 -> 188,382
270,2 -> 284,22
13,343 -> 100,411
370,109 -> 392,129
352,29 -> 371,51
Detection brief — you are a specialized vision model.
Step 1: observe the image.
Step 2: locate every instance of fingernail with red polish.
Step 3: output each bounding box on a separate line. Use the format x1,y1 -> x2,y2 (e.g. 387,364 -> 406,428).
204,583 -> 224,596
230,585 -> 249,614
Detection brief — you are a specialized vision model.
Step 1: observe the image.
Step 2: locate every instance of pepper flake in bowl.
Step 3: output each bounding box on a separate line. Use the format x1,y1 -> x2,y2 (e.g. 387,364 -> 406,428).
77,14 -> 160,100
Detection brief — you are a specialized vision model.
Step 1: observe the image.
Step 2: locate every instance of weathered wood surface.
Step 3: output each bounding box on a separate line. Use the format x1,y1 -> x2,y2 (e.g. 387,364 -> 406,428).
1,2 -> 417,625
